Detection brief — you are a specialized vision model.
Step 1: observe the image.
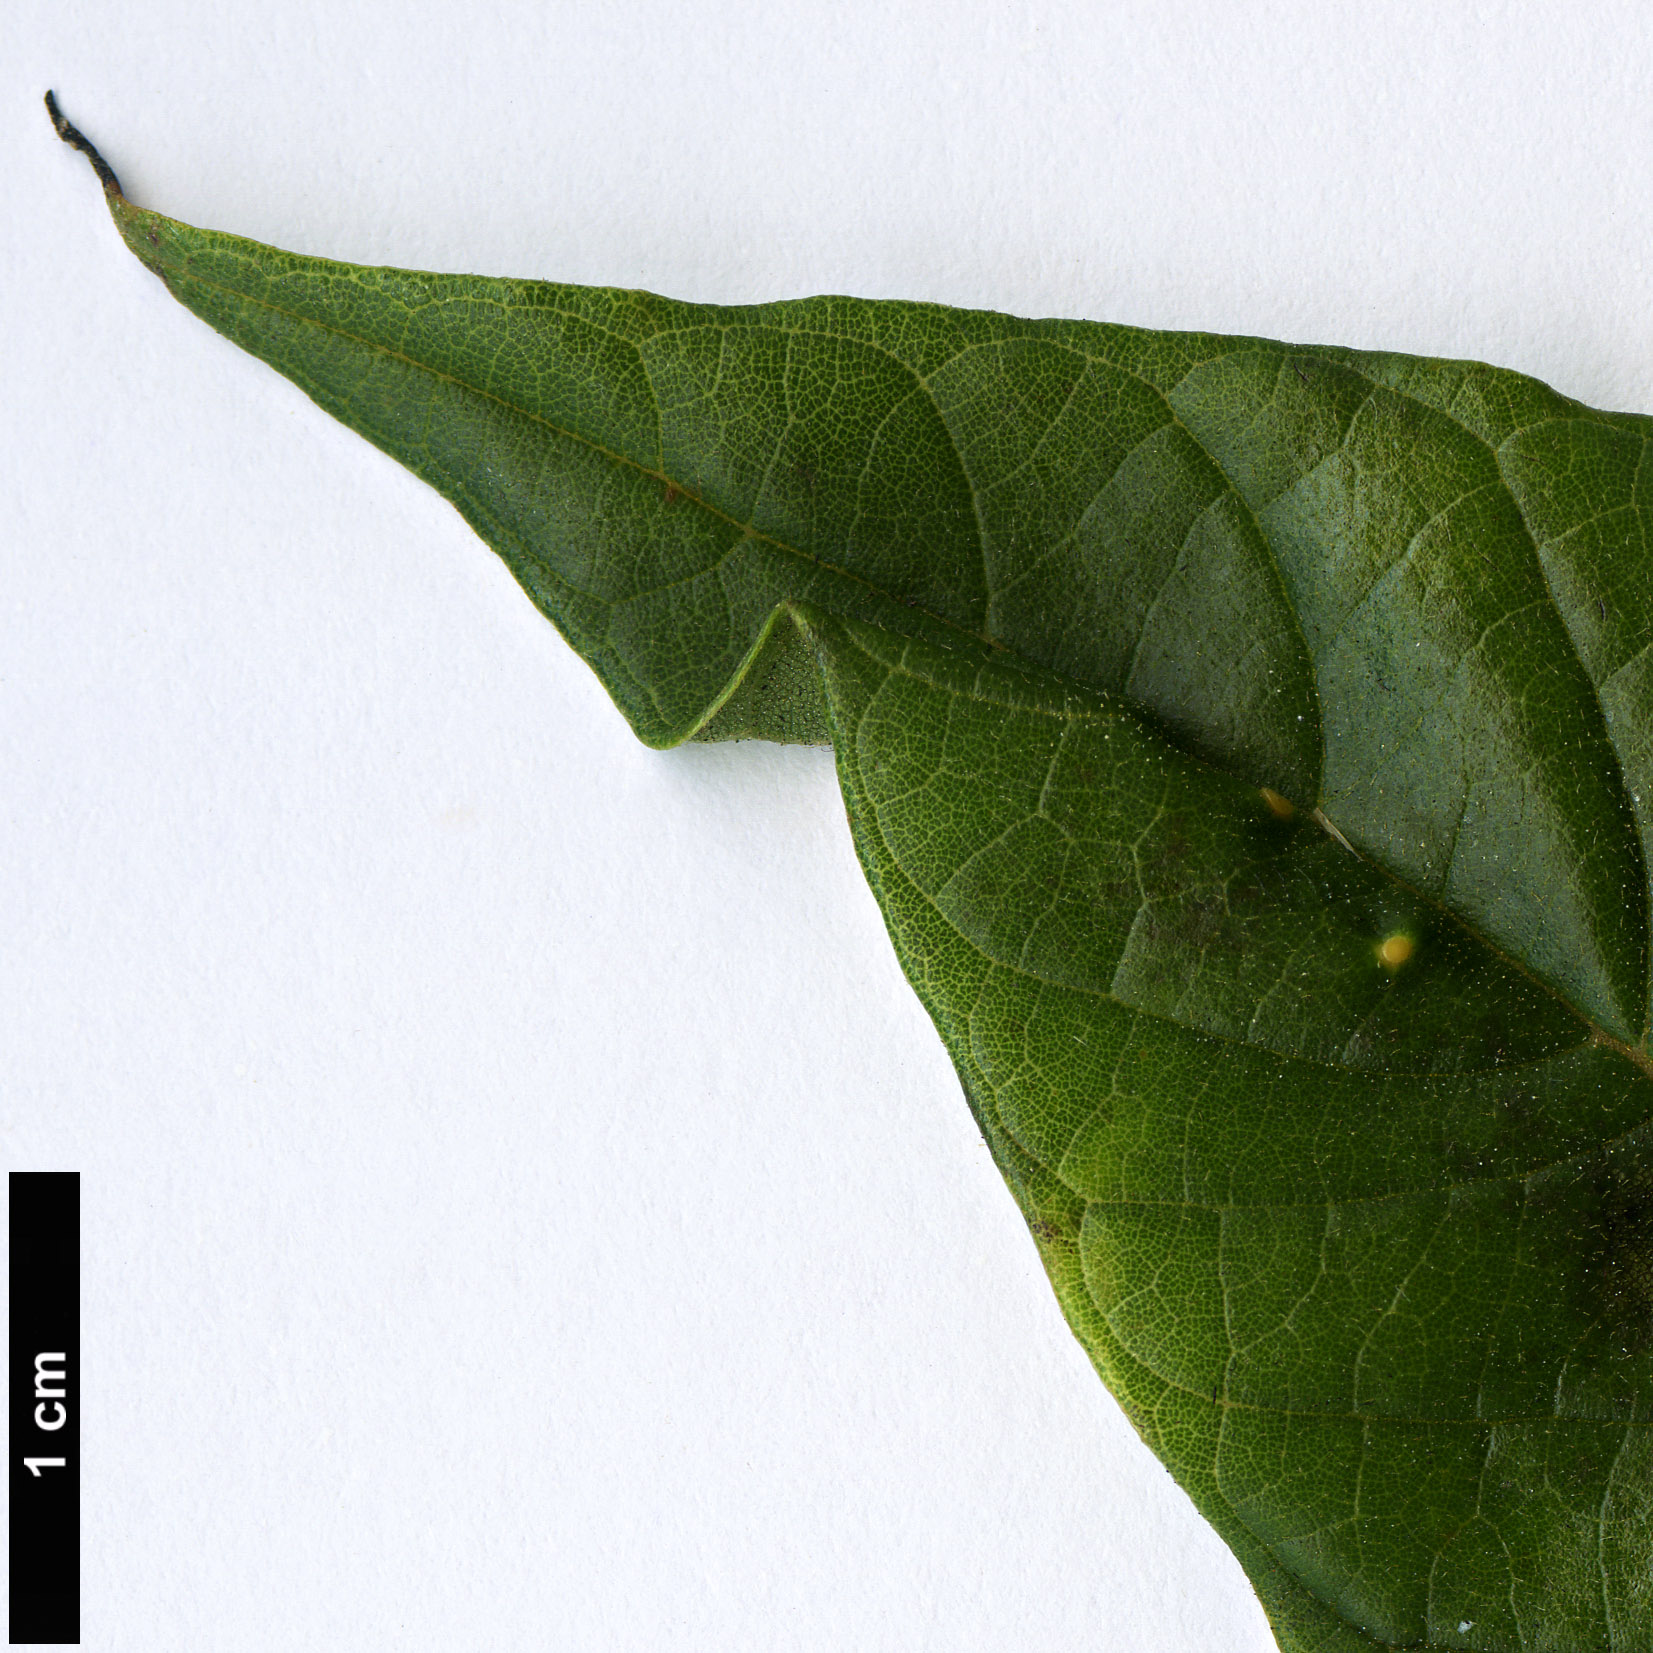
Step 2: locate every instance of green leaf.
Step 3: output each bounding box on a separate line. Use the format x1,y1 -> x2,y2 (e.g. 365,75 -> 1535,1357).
60,101 -> 1653,1651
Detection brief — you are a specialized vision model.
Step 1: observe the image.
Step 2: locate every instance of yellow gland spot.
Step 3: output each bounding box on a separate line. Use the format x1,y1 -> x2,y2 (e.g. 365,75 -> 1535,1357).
1260,787 -> 1295,820
1378,933 -> 1414,969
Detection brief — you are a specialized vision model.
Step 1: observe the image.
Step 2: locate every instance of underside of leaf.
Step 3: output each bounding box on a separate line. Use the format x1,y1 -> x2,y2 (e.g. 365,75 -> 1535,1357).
60,98 -> 1653,1650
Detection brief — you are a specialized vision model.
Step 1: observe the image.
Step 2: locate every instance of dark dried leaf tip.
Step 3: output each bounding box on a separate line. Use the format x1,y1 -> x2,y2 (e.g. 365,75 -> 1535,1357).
45,92 -> 124,198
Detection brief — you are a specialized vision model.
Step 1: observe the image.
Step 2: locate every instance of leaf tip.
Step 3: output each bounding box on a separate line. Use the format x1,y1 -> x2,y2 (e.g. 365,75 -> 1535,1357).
45,90 -> 124,199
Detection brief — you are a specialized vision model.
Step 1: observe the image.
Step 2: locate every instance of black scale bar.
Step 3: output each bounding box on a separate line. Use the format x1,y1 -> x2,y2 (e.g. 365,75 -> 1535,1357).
9,1174 -> 78,1645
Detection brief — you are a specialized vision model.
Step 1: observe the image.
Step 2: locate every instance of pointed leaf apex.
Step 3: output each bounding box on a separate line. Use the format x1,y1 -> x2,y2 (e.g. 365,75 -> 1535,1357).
46,91 -> 125,199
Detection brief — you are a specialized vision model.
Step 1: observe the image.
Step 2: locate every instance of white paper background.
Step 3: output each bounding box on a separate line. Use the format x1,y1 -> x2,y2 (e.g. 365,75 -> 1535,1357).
7,3 -> 1653,1647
